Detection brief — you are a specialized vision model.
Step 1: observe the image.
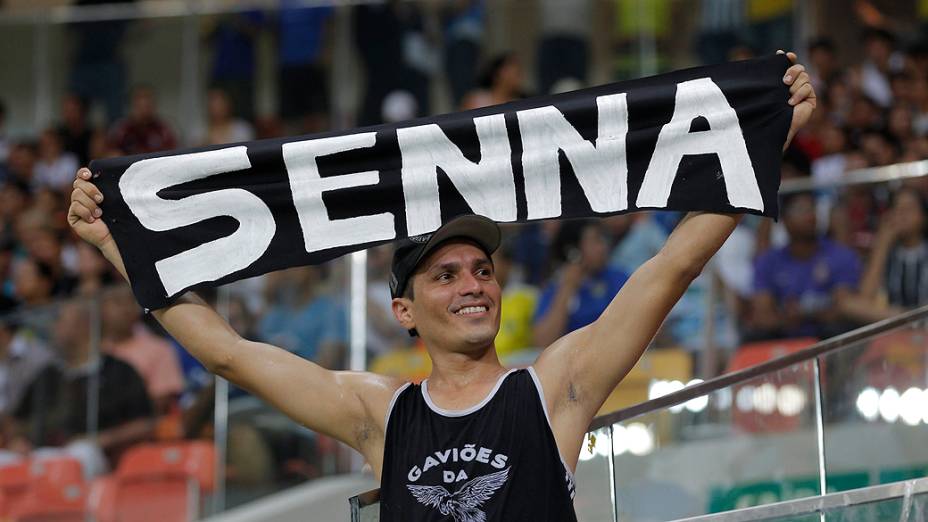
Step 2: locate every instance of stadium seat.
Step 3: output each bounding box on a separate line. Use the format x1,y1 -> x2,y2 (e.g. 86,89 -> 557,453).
114,441 -> 216,522
0,460 -> 32,517
29,457 -> 84,486
9,476 -> 87,522
87,476 -> 118,522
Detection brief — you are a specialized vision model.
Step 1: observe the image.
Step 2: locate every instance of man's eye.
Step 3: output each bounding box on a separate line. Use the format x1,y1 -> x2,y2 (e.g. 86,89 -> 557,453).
438,273 -> 453,281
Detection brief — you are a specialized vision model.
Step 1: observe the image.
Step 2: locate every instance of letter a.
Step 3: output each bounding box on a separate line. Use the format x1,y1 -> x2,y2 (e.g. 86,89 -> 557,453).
636,78 -> 763,211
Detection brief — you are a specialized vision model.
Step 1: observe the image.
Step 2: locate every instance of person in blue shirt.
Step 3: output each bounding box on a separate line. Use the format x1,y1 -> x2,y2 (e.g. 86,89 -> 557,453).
277,2 -> 334,134
750,192 -> 862,340
533,219 -> 630,347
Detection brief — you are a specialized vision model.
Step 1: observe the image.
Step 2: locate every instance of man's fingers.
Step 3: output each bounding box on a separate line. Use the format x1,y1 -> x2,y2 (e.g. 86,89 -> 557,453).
69,202 -> 96,223
789,72 -> 811,93
783,64 -> 805,84
72,189 -> 101,216
73,178 -> 104,203
776,50 -> 798,62
789,83 -> 813,105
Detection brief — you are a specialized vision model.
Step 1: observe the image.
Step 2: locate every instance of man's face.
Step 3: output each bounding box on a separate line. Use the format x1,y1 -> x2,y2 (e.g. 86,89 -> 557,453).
784,194 -> 817,242
394,241 -> 501,352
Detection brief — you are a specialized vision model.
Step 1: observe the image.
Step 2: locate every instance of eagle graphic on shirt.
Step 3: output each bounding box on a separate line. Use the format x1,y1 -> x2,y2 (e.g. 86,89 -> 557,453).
406,467 -> 511,522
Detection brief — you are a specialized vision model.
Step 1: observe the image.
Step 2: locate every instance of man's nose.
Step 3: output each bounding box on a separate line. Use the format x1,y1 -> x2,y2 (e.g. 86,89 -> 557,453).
458,272 -> 483,295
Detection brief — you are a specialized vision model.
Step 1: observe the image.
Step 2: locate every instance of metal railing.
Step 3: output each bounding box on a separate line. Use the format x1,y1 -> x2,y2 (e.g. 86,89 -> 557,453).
348,304 -> 928,520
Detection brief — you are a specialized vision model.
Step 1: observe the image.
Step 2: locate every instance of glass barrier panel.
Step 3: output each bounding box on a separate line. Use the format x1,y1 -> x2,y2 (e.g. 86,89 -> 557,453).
820,319 -> 928,494
604,360 -> 820,521
0,298 -> 108,476
575,426 -> 618,522
222,258 -> 355,511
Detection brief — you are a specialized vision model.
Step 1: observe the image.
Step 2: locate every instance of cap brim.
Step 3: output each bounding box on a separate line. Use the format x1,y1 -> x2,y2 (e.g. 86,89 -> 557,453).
412,215 -> 501,270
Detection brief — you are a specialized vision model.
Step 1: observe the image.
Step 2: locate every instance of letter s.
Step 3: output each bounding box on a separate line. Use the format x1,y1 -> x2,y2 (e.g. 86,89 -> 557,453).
119,146 -> 275,296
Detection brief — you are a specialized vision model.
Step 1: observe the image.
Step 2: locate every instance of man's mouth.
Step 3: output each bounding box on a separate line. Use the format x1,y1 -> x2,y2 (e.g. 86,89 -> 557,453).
454,305 -> 488,315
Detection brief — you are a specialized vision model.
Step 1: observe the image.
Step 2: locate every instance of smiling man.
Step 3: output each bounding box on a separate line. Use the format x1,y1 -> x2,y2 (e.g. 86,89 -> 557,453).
68,53 -> 815,521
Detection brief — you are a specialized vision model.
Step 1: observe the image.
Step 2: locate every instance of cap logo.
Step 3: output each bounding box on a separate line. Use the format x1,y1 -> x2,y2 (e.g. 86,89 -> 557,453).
408,234 -> 431,244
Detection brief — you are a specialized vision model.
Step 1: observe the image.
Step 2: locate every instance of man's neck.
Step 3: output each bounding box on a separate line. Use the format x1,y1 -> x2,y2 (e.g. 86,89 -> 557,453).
788,237 -> 819,259
900,235 -> 924,249
426,344 -> 507,391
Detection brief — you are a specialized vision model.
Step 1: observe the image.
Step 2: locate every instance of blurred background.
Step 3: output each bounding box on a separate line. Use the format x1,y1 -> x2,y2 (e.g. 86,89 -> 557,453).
0,0 -> 927,521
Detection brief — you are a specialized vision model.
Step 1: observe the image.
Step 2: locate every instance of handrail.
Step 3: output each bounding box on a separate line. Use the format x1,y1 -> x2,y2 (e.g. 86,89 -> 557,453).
779,159 -> 928,193
668,477 -> 928,522
0,0 -> 375,24
588,303 -> 928,431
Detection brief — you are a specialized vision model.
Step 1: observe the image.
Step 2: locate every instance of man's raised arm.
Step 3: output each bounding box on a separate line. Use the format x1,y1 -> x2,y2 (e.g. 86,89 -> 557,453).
533,53 -> 816,469
68,168 -> 403,464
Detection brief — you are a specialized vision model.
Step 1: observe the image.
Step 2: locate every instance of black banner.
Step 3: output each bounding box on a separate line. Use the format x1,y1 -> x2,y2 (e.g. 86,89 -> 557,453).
92,55 -> 792,310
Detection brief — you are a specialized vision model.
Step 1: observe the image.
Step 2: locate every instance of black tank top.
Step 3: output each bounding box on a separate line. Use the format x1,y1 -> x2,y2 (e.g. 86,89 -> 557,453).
380,367 -> 577,521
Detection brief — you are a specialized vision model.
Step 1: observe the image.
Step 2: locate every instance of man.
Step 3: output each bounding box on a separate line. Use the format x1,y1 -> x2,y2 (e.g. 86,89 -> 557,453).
750,191 -> 863,340
68,53 -> 814,520
533,219 -> 629,348
8,302 -> 153,477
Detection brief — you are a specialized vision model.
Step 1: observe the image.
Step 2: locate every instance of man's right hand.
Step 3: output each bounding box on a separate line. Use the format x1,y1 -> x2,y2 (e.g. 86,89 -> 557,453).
68,168 -> 114,250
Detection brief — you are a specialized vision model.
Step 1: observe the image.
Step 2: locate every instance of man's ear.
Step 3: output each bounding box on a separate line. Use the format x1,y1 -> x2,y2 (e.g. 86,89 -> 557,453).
391,297 -> 416,331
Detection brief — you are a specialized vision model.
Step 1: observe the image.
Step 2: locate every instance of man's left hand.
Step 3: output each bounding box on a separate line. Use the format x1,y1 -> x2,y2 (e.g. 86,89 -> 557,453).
779,50 -> 817,150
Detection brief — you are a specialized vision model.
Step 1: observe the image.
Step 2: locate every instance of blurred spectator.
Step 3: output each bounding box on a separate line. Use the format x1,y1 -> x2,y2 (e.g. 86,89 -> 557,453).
746,0 -> 794,54
858,187 -> 928,310
609,213 -> 672,274
695,0 -> 747,65
0,99 -> 8,169
365,245 -> 410,357
536,0 -> 591,95
200,88 -> 255,146
22,227 -> 78,297
12,258 -> 56,308
68,0 -> 134,123
10,301 -> 153,477
101,285 -> 184,415
74,241 -> 116,297
533,220 -> 629,348
0,181 -> 31,245
807,37 -> 838,93
33,129 -> 79,191
207,11 -> 264,121
442,0 -> 485,107
7,142 -> 37,185
492,237 -> 538,358
749,193 -> 863,340
858,27 -> 902,108
277,1 -> 333,134
108,86 -> 177,155
56,94 -> 96,167
257,266 -> 347,369
0,319 -> 53,416
461,53 -> 528,110
354,2 -> 436,124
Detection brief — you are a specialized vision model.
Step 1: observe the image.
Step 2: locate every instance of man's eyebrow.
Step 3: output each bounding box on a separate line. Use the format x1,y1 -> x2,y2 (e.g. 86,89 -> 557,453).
428,261 -> 462,273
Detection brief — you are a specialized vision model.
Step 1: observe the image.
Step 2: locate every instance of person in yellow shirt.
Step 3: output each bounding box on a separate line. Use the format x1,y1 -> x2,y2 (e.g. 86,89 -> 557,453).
492,237 -> 539,360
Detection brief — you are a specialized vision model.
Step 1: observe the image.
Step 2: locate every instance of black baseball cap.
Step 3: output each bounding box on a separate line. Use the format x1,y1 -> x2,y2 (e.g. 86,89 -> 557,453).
389,215 -> 501,299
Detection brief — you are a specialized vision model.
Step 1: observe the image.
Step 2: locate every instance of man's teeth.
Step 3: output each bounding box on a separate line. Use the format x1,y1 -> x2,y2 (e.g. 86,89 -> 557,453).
456,306 -> 487,315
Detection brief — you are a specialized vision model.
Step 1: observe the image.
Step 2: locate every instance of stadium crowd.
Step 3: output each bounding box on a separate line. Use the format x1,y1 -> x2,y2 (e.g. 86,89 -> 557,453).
0,0 -> 925,492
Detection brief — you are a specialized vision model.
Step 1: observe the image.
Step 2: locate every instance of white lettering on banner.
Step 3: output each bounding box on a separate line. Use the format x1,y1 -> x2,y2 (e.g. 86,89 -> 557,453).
637,78 -> 763,210
517,93 -> 630,220
398,114 -> 517,236
119,147 -> 275,296
282,133 -> 396,252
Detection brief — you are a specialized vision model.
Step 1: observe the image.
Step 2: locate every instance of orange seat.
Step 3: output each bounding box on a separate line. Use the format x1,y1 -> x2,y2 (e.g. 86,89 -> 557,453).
30,457 -> 84,486
114,442 -> 216,522
0,460 -> 32,517
87,475 -> 118,522
10,476 -> 87,522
